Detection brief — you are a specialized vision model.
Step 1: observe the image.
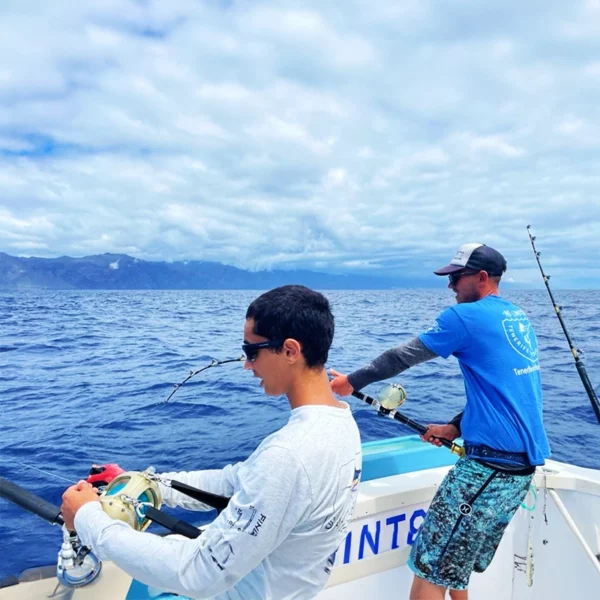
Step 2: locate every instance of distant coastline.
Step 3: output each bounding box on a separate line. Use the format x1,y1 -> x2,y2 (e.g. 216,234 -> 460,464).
0,252 -> 434,290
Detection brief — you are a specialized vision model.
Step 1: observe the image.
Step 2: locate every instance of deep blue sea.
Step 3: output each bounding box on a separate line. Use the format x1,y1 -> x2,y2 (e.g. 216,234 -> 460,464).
1,289 -> 600,579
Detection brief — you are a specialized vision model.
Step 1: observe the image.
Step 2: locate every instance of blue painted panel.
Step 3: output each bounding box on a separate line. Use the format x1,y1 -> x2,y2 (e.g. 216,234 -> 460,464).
361,435 -> 459,481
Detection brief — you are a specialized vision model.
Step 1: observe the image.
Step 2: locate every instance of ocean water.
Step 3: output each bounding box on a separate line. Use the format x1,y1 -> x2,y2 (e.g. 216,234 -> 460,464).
1,289 -> 600,579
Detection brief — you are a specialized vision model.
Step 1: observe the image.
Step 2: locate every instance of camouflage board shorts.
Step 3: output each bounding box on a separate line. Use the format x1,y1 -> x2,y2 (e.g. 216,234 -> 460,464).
408,457 -> 534,590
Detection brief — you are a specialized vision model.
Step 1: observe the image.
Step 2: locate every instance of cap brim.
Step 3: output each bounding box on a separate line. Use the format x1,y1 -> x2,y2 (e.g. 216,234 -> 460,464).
433,264 -> 465,275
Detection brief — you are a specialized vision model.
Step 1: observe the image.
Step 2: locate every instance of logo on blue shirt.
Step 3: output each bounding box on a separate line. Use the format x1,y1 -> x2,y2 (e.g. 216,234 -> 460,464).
502,317 -> 538,362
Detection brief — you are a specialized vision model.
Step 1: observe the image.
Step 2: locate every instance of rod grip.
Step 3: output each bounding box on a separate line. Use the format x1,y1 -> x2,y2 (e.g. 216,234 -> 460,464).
144,506 -> 201,539
0,476 -> 64,526
575,361 -> 600,423
169,480 -> 230,513
352,389 -> 375,406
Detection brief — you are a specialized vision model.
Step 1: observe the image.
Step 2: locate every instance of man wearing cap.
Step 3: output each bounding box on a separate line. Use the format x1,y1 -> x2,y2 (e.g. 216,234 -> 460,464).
330,243 -> 550,600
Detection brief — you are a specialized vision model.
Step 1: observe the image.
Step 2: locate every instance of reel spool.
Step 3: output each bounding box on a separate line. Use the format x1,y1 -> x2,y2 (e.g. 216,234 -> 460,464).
378,383 -> 407,410
100,469 -> 162,531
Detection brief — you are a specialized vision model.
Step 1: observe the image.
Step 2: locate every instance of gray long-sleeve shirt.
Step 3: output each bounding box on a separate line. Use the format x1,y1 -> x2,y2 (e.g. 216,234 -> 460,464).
347,337 -> 438,391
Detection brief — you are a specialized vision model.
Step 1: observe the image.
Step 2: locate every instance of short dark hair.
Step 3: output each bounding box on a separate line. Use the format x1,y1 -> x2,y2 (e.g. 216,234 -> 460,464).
246,285 -> 334,368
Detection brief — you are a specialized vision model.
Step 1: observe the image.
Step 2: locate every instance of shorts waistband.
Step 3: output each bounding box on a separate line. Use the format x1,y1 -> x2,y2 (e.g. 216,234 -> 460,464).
464,443 -> 531,468
472,459 -> 536,476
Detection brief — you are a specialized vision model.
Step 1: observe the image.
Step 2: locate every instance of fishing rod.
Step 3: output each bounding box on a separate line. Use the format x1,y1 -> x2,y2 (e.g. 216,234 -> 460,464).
1,461 -> 231,517
165,356 -> 245,403
1,460 -> 231,537
0,463 -> 234,586
88,464 -> 231,514
0,476 -> 65,527
351,384 -> 466,458
527,225 -> 600,423
0,472 -> 209,586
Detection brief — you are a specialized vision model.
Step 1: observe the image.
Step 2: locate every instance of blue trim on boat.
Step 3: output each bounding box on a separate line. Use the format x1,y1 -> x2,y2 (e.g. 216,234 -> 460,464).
361,435 -> 459,482
125,580 -> 157,599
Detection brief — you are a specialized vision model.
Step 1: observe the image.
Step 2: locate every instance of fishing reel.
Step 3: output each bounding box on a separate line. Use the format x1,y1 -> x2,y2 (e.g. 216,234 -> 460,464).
85,463 -> 163,530
377,383 -> 407,411
99,467 -> 162,531
56,466 -> 162,588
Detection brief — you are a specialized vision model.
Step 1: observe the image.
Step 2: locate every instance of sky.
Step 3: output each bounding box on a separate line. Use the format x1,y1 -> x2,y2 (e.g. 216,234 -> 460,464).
1,0 -> 600,287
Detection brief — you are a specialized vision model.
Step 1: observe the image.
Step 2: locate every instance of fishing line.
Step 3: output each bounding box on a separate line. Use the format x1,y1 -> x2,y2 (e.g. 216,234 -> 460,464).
164,356 -> 245,403
2,458 -> 77,485
1,357 -> 245,504
3,358 -> 246,484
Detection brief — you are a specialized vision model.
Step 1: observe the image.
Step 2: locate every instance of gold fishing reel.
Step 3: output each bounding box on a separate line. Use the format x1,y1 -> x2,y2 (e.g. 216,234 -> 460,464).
99,468 -> 162,531
378,383 -> 407,410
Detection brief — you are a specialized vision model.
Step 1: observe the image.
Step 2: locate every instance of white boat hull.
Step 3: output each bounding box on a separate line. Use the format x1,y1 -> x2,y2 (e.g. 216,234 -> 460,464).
322,457 -> 600,599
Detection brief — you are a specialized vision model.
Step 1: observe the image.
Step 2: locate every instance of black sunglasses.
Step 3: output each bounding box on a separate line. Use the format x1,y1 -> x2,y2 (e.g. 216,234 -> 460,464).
242,340 -> 284,362
448,270 -> 481,285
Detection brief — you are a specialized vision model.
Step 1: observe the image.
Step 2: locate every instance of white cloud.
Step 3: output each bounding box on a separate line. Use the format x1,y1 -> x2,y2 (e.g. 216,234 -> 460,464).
466,135 -> 526,158
324,168 -> 348,189
0,1 -> 599,286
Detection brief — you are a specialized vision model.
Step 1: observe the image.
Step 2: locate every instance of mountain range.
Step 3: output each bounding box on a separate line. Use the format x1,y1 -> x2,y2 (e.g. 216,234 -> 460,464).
0,252 -> 429,290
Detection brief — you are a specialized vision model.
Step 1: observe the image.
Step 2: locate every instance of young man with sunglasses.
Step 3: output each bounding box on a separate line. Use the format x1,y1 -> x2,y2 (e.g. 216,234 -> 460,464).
330,243 -> 550,600
62,285 -> 362,599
